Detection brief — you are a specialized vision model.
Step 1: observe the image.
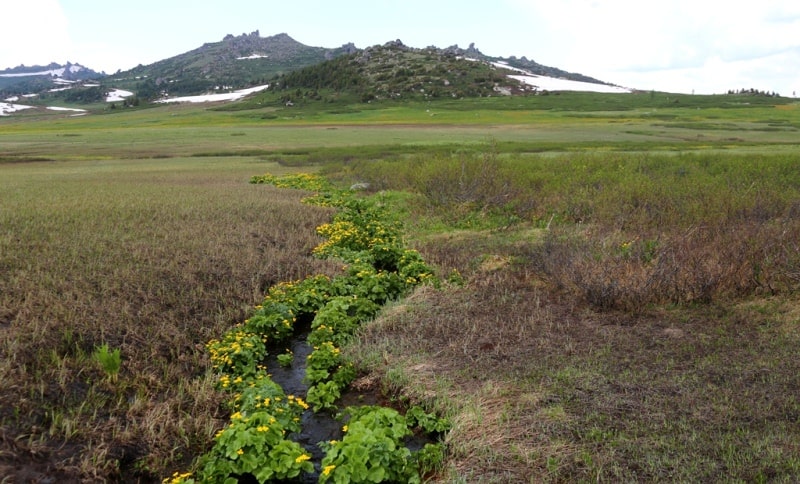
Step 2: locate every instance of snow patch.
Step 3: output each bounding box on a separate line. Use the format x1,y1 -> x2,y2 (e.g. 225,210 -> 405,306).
106,89 -> 134,102
489,61 -> 630,93
155,84 -> 269,104
237,54 -> 268,60
47,106 -> 87,112
509,74 -> 631,93
0,102 -> 34,116
0,67 -> 70,78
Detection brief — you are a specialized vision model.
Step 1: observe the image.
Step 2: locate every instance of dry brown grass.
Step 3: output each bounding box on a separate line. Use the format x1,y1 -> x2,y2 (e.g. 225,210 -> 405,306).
346,224 -> 800,482
537,218 -> 800,311
0,159 -> 340,481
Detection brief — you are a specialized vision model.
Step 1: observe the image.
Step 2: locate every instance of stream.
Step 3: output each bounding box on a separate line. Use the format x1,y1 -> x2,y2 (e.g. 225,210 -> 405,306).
261,329 -> 432,482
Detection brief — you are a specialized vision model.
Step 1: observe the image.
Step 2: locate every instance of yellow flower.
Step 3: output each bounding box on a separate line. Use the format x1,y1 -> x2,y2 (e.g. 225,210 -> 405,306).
342,425 -> 348,432
295,453 -> 311,463
236,448 -> 244,455
322,464 -> 336,476
256,425 -> 269,432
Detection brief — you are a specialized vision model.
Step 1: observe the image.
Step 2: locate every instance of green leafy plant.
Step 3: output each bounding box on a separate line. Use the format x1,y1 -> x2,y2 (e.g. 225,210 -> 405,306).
206,328 -> 267,380
92,344 -> 121,382
306,380 -> 342,412
319,406 -> 419,483
276,350 -> 293,368
305,341 -> 343,385
197,378 -> 313,483
198,411 -> 313,483
405,406 -> 451,434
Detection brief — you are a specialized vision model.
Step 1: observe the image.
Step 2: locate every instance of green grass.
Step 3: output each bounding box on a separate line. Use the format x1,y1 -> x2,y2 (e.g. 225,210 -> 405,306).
1,92 -> 799,481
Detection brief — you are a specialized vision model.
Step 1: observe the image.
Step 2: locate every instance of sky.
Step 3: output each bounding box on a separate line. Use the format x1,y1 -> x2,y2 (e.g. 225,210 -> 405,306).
1,0 -> 799,96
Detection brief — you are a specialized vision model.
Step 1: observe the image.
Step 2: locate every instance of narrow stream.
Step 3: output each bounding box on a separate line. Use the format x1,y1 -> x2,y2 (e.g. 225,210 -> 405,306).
261,328 -> 433,482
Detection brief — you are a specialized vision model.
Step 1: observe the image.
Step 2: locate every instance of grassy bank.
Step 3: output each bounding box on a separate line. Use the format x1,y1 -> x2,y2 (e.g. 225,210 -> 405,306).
337,150 -> 800,482
0,158 -> 340,480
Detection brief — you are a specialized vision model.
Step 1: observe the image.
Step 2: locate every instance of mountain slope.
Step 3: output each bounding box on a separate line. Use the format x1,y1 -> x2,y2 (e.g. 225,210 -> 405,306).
265,40 -> 528,103
0,62 -> 103,95
106,32 -> 357,99
262,40 -> 624,104
442,42 -> 607,85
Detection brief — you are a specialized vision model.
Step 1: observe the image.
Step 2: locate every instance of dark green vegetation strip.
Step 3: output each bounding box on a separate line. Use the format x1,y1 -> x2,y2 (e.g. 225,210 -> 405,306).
167,174 -> 447,483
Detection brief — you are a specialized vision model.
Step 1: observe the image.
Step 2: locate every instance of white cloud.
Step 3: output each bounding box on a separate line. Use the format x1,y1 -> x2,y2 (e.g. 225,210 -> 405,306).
3,0 -> 798,96
504,0 -> 800,94
0,1 -> 73,68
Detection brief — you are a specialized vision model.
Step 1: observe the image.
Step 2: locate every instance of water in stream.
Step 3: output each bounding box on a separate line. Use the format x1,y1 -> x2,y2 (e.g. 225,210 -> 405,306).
256,327 -> 434,483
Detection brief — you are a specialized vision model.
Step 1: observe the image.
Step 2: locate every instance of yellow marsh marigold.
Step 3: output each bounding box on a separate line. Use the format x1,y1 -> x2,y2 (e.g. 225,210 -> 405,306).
163,471 -> 193,484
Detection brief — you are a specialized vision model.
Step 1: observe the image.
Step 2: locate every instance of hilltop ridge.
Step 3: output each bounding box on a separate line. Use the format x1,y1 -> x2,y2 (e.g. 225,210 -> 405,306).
107,32 -> 357,99
262,38 -> 624,105
0,62 -> 103,94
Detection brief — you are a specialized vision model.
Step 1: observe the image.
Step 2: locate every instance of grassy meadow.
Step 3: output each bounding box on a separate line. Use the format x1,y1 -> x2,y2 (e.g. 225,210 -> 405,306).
1,92 -> 799,481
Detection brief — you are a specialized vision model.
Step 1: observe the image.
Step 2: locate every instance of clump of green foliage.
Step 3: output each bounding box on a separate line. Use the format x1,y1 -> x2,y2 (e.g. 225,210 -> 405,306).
319,406 -> 447,483
92,344 -> 122,382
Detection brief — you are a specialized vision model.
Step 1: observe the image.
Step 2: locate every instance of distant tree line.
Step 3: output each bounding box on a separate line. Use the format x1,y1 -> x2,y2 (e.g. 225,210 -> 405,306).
727,88 -> 781,97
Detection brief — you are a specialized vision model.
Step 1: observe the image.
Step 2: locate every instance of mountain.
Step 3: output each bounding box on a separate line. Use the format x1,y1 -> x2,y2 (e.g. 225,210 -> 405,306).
105,32 -> 358,100
0,62 -> 104,94
1,32 -> 626,111
262,39 -> 626,104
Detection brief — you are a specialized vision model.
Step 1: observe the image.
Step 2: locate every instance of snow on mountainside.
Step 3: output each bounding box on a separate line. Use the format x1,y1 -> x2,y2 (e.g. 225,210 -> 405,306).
0,62 -> 103,80
0,64 -> 86,78
491,61 -> 630,93
154,84 -> 269,104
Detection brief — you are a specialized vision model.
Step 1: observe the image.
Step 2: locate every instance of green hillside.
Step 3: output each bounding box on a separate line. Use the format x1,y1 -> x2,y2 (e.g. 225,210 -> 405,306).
104,32 -> 357,99
251,40 -> 535,106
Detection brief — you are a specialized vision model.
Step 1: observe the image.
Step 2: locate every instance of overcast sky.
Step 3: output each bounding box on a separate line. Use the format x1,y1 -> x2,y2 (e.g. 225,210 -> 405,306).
2,0 -> 799,96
